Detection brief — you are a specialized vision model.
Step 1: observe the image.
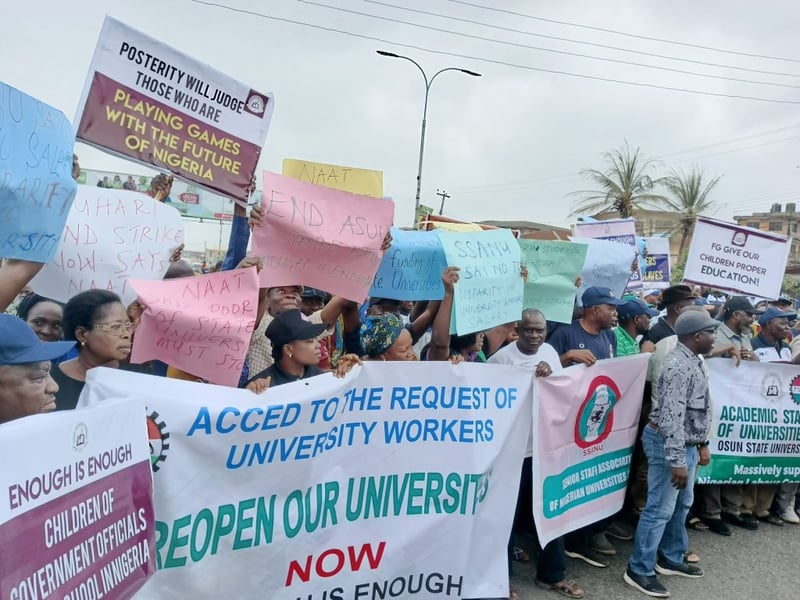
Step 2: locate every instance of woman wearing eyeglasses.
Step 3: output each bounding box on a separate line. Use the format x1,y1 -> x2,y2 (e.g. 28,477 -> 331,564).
52,290 -> 134,411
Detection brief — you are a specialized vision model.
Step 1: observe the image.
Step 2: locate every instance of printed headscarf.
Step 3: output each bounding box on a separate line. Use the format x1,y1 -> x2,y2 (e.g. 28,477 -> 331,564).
360,313 -> 404,357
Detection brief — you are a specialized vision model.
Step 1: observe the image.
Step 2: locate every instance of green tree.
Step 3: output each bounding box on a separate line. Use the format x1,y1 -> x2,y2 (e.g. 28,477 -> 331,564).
661,167 -> 721,259
782,275 -> 800,298
571,141 -> 667,218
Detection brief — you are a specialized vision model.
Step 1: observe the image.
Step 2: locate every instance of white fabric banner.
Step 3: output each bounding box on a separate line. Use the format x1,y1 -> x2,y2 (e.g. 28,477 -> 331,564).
684,216 -> 790,298
533,355 -> 648,547
697,359 -> 800,484
79,362 -> 533,599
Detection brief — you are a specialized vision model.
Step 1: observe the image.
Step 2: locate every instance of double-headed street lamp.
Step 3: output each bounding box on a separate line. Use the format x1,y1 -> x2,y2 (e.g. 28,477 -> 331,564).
376,50 -> 481,225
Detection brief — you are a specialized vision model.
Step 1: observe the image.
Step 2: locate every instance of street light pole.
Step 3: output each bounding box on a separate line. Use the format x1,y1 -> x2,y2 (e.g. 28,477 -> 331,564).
377,50 -> 481,226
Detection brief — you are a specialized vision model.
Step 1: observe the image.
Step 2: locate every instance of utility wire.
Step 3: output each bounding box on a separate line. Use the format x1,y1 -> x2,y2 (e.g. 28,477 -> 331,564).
190,0 -> 800,104
446,0 -> 800,65
456,123 -> 800,193
301,0 -> 800,89
365,0 -> 800,81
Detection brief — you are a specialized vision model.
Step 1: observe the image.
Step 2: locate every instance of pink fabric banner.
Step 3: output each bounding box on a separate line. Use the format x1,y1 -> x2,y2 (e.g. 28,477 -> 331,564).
252,170 -> 394,302
129,268 -> 259,386
532,354 -> 648,547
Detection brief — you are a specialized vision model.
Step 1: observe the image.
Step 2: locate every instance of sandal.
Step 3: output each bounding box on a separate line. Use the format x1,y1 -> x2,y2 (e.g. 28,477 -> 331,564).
512,546 -> 531,562
685,550 -> 700,563
509,586 -> 520,600
687,516 -> 709,532
536,578 -> 585,599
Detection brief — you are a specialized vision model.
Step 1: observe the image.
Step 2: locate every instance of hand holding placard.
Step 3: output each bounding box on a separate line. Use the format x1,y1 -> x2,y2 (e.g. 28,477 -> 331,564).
130,268 -> 259,387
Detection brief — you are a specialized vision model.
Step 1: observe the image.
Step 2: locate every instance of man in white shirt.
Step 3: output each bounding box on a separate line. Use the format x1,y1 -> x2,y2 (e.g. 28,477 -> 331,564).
489,309 -> 583,599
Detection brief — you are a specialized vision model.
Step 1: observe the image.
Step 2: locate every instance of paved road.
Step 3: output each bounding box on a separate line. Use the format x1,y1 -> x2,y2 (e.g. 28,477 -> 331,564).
510,520 -> 800,599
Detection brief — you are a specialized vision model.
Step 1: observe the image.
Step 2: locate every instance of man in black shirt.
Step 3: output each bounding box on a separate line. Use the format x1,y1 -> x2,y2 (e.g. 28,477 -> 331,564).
643,285 -> 695,345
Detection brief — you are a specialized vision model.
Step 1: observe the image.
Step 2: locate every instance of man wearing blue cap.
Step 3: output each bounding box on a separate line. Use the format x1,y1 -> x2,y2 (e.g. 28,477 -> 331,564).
0,314 -> 75,424
548,286 -> 625,566
549,286 -> 624,369
749,305 -> 799,525
615,298 -> 660,357
752,306 -> 796,363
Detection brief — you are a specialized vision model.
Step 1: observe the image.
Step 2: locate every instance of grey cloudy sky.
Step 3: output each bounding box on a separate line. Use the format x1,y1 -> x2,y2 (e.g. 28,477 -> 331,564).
4,0 -> 800,250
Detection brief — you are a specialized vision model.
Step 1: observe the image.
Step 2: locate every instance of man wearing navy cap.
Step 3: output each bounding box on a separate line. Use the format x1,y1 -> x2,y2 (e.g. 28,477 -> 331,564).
548,286 -> 625,566
615,298 -> 659,357
0,314 -> 75,424
752,307 -> 796,363
549,286 -> 624,369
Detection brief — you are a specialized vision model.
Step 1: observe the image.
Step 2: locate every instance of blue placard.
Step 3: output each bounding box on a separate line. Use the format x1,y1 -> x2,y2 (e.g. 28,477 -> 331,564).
0,82 -> 77,262
369,227 -> 447,300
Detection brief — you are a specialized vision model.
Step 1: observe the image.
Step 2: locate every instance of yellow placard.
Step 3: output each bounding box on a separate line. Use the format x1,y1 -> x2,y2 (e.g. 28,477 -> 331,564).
282,158 -> 383,198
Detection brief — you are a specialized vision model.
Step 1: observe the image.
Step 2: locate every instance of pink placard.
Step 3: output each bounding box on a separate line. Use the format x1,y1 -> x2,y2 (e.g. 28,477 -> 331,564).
129,268 -> 259,386
252,170 -> 395,302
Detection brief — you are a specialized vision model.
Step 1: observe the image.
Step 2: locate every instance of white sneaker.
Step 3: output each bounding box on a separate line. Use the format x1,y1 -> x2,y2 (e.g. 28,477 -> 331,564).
779,509 -> 800,524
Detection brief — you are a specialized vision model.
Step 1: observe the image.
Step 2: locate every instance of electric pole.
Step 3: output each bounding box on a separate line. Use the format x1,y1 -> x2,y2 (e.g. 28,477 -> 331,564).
436,189 -> 451,215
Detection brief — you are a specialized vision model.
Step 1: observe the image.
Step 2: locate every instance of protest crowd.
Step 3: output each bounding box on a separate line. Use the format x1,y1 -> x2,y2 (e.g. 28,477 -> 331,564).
2,15 -> 800,600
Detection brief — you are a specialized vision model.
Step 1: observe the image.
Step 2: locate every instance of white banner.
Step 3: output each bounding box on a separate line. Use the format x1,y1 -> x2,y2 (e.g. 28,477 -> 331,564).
697,359 -> 800,484
684,217 -> 790,298
79,362 -> 533,599
533,355 -> 648,547
0,399 -> 155,600
30,186 -> 184,306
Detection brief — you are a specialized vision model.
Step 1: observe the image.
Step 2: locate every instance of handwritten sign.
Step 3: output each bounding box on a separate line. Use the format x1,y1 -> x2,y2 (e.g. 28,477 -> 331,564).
30,187 -> 184,305
439,229 -> 523,334
638,236 -> 671,289
684,216 -> 790,298
0,82 -> 77,262
282,158 -> 383,198
574,218 -> 640,289
252,171 -> 394,302
75,17 -> 274,200
129,268 -> 258,386
570,237 -> 635,306
369,228 -> 447,300
518,240 -> 588,324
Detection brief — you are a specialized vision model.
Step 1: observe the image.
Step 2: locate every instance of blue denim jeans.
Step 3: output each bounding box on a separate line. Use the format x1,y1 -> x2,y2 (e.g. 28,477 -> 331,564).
629,425 -> 698,576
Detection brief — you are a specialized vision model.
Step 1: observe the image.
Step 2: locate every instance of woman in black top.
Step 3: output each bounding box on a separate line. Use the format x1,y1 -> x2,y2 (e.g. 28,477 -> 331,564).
52,290 -> 134,410
245,309 -> 330,391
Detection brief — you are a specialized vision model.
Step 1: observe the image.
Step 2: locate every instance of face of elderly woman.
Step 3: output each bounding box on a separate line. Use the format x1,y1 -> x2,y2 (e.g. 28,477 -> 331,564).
383,328 -> 415,361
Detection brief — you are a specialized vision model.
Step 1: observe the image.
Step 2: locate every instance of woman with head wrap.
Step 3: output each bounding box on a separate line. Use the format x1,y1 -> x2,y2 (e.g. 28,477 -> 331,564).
360,313 -> 416,362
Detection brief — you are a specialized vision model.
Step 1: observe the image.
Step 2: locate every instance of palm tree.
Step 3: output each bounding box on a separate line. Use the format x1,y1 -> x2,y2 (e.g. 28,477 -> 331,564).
661,167 -> 721,258
571,141 -> 668,219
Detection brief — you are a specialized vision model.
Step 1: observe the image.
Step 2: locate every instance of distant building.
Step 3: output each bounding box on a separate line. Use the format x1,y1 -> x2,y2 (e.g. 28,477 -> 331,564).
477,220 -> 571,240
734,202 -> 800,266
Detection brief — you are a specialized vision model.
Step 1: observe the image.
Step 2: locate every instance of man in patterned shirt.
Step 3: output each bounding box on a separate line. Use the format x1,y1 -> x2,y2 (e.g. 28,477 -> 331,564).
625,310 -> 718,597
